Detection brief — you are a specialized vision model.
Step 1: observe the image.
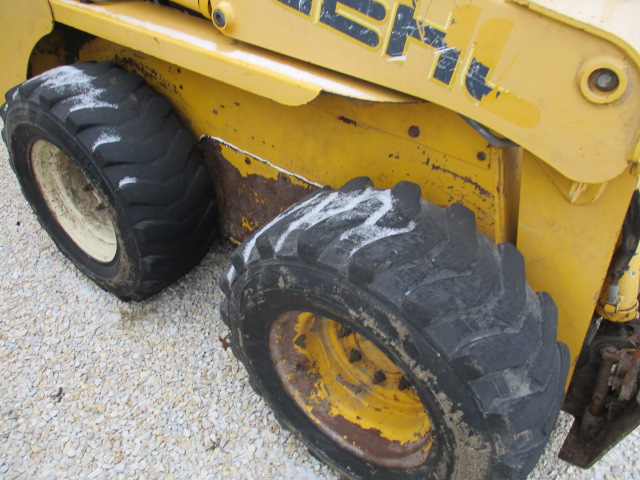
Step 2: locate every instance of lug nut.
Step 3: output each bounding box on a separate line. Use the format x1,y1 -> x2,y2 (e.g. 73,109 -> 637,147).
398,376 -> 411,391
338,326 -> 353,339
348,349 -> 362,363
372,370 -> 387,385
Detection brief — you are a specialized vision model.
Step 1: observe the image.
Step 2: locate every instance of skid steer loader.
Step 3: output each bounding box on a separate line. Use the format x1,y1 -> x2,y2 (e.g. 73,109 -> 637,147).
1,0 -> 639,478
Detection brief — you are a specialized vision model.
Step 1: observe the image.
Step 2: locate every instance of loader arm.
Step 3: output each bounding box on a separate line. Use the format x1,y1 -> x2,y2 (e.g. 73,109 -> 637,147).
190,0 -> 640,185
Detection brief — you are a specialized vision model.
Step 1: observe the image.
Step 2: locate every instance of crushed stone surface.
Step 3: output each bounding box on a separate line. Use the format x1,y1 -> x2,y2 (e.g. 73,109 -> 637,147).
1,121 -> 639,480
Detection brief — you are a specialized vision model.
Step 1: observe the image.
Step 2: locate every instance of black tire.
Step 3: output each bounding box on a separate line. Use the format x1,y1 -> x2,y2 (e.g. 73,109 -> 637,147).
1,62 -> 216,300
222,177 -> 569,480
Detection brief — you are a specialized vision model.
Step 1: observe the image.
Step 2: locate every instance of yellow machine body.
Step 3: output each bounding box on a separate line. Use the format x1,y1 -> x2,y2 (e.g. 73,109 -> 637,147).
2,0 -> 640,398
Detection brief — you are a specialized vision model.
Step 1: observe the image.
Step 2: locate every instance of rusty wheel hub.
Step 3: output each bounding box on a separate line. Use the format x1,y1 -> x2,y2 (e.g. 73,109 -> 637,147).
269,311 -> 432,469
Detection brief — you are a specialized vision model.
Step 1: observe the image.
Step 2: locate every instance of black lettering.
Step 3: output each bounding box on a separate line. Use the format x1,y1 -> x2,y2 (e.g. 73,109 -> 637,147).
386,4 -> 460,85
340,0 -> 385,21
275,0 -> 312,16
320,0 -> 384,47
433,48 -> 459,85
465,58 -> 494,100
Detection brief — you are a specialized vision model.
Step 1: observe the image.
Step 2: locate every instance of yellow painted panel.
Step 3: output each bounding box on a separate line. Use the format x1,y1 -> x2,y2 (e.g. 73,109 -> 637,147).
511,0 -> 640,65
214,0 -> 640,184
517,153 -> 638,375
0,0 -> 53,96
40,0 -> 640,184
48,0 -> 410,106
217,142 -> 318,188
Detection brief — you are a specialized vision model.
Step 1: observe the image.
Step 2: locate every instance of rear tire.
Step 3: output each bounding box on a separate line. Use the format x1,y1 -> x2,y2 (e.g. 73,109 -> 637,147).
223,177 -> 569,479
1,62 -> 216,300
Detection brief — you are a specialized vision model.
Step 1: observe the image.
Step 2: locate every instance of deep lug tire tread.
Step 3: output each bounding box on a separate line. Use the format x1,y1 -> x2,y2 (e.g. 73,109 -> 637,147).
224,177 -> 568,480
2,62 -> 216,300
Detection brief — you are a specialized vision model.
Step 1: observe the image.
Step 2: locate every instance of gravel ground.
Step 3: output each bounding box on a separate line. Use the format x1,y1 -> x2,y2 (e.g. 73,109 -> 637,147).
1,121 -> 639,480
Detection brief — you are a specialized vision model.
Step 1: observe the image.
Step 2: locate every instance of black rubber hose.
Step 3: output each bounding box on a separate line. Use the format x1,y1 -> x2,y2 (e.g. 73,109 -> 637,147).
609,190 -> 640,283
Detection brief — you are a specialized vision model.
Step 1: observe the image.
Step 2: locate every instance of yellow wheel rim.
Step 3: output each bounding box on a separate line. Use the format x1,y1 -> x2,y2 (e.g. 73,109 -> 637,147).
269,311 -> 432,468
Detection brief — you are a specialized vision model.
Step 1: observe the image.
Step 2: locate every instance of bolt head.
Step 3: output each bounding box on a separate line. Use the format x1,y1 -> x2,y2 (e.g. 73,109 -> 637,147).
591,69 -> 619,93
213,9 -> 227,28
408,126 -> 420,138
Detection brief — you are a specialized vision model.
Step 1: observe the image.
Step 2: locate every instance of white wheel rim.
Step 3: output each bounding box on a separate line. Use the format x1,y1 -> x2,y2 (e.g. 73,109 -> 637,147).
31,139 -> 117,263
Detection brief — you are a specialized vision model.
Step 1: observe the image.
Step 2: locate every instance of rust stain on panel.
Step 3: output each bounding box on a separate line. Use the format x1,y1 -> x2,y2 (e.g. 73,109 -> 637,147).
201,137 -> 318,242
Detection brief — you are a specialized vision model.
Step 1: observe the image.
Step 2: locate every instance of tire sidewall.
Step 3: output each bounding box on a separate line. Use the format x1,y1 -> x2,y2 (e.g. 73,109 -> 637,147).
230,261 -> 495,480
4,101 -> 141,292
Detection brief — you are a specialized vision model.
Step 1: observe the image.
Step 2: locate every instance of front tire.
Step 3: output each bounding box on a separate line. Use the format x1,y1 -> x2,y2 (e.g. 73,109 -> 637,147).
1,62 -> 216,300
223,177 -> 569,479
